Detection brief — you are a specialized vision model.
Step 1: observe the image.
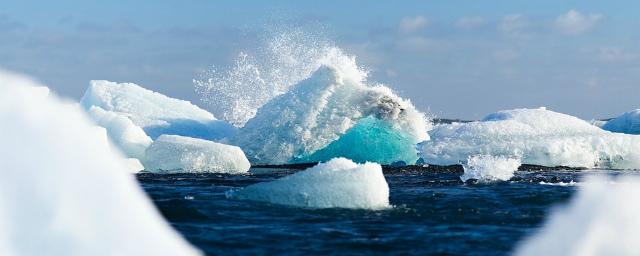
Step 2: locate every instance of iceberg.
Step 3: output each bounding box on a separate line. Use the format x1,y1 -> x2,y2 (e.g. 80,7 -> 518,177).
460,155 -> 521,182
86,106 -> 152,160
232,65 -> 430,164
144,135 -> 250,174
81,80 -> 236,141
229,158 -> 390,209
602,109 -> 640,135
0,70 -> 199,256
420,108 -> 640,169
515,176 -> 640,256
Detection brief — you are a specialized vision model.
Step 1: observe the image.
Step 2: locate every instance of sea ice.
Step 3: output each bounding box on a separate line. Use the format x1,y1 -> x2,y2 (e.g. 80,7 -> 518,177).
460,155 -> 521,182
232,65 -> 430,164
420,108 -> 640,169
81,80 -> 236,141
86,106 -> 152,160
144,135 -> 250,174
0,70 -> 200,256
229,158 -> 390,209
515,175 -> 640,256
602,109 -> 640,135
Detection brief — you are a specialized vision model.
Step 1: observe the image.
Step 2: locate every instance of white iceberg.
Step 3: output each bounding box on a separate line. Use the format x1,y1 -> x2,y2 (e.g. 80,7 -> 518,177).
460,155 -> 521,182
229,158 -> 390,209
81,80 -> 236,141
515,175 -> 640,256
86,106 -> 152,160
144,135 -> 250,174
232,65 -> 430,165
602,109 -> 640,135
0,70 -> 199,256
420,108 -> 640,169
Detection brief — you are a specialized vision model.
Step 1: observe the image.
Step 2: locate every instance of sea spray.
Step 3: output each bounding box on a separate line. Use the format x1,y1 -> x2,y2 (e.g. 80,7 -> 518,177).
194,29 -> 360,127
461,155 -> 521,182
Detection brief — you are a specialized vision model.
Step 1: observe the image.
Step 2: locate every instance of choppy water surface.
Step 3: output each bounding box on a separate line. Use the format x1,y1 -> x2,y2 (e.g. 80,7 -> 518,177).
137,168 -> 624,255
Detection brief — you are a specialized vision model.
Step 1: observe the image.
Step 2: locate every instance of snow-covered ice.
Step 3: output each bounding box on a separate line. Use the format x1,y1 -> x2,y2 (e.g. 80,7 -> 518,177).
516,175 -> 640,256
0,70 -> 200,256
460,155 -> 521,182
81,80 -> 236,141
229,158 -> 390,209
86,106 -> 152,160
420,108 -> 640,169
144,135 -> 250,174
602,109 -> 640,135
232,64 -> 430,165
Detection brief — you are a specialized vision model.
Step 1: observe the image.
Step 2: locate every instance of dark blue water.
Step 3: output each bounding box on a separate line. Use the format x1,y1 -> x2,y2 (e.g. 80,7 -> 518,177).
137,168 -> 588,255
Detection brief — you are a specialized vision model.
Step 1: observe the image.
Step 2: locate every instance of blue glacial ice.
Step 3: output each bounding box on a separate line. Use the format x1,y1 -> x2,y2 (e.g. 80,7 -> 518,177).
232,64 -> 430,165
602,109 -> 640,135
229,158 -> 390,209
81,80 -> 236,141
420,107 -> 640,169
144,135 -> 250,174
0,69 -> 200,256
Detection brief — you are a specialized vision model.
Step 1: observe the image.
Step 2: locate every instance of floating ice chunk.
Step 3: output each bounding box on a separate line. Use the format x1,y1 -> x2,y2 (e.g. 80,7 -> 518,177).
233,65 -> 430,164
602,109 -> 640,135
81,80 -> 236,141
144,135 -> 250,174
420,108 -> 640,169
229,158 -> 390,209
0,70 -> 199,256
125,158 -> 145,173
86,106 -> 152,160
515,176 -> 640,256
460,155 -> 521,182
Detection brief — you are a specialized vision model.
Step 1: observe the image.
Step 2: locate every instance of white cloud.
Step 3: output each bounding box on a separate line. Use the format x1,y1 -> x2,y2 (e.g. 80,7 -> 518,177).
555,9 -> 604,35
455,16 -> 486,29
399,16 -> 429,34
597,47 -> 637,62
499,14 -> 529,38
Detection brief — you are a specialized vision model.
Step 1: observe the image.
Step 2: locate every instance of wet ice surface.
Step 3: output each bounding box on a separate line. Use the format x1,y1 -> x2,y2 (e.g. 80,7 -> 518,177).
137,167 -> 634,255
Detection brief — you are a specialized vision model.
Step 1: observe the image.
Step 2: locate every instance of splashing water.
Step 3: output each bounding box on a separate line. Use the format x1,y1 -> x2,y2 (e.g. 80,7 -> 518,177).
461,155 -> 522,182
194,29 -> 368,127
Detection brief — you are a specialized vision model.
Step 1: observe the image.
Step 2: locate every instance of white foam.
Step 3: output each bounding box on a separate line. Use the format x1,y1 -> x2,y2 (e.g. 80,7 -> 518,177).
0,69 -> 199,255
81,80 -> 236,141
602,109 -> 640,135
420,108 -> 640,169
232,65 -> 430,165
516,175 -> 640,256
229,158 -> 390,209
460,155 -> 521,182
144,135 -> 250,174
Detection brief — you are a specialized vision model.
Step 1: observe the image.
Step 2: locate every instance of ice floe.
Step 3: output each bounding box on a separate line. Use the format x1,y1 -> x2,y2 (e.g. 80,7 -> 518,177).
460,155 -> 521,182
602,109 -> 640,135
516,175 -> 640,256
144,135 -> 250,174
0,69 -> 200,256
81,80 -> 236,141
232,65 -> 430,165
420,108 -> 640,169
229,158 -> 390,209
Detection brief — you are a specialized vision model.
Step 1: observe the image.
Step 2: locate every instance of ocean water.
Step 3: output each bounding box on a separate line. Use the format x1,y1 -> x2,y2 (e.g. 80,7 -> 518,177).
137,168 -> 614,255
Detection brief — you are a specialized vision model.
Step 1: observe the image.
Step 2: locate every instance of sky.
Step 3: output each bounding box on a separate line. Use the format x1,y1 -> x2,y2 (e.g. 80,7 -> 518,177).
1,0 -> 639,120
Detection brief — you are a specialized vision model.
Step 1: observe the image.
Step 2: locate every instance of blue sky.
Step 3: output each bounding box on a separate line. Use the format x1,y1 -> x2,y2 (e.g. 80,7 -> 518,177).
1,0 -> 639,119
